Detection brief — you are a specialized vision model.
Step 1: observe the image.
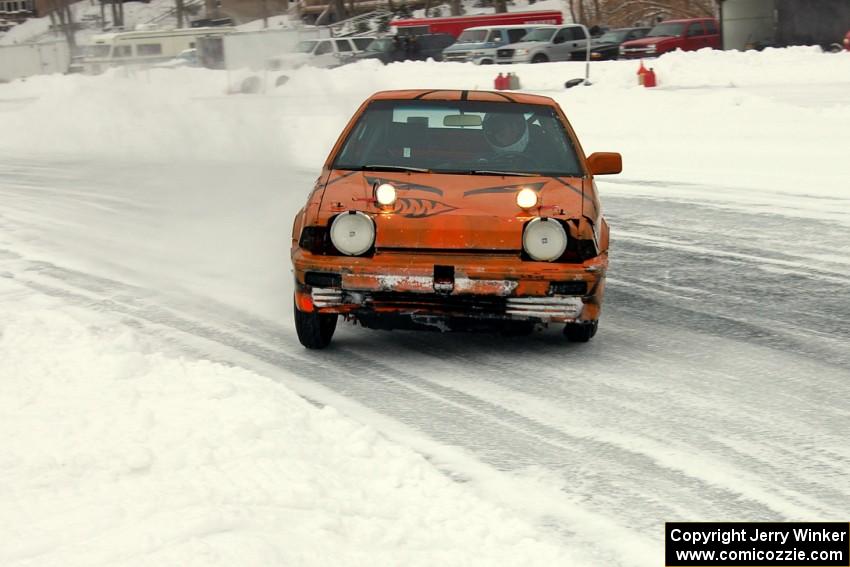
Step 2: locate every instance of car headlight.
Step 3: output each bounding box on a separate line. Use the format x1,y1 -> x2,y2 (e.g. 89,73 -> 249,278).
619,46 -> 626,54
329,211 -> 375,256
647,44 -> 657,53
516,187 -> 538,209
523,217 -> 567,262
375,183 -> 397,207
471,50 -> 486,57
515,48 -> 529,56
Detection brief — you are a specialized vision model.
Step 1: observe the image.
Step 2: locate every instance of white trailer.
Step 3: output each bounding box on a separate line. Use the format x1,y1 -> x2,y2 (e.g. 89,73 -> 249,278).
0,40 -> 69,82
81,26 -> 235,75
221,27 -> 331,70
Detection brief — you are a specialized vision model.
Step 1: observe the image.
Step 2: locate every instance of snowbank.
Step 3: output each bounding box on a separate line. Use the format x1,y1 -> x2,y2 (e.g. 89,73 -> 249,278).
1,48 -> 848,196
0,281 -> 579,566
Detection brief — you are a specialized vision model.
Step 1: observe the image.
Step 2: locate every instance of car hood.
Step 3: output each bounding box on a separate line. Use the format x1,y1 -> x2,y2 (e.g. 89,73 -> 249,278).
352,51 -> 385,60
315,171 -> 590,250
499,40 -> 546,51
621,36 -> 674,47
444,41 -> 494,52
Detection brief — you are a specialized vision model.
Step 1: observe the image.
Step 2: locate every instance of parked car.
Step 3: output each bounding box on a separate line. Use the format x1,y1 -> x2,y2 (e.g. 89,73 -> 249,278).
267,36 -> 375,70
442,24 -> 540,64
619,18 -> 719,59
587,27 -> 650,60
495,24 -> 590,64
290,89 -> 622,348
349,33 -> 455,64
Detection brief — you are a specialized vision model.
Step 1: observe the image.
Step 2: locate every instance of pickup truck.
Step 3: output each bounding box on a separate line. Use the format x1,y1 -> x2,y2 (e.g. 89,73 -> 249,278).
495,24 -> 589,64
618,18 -> 719,59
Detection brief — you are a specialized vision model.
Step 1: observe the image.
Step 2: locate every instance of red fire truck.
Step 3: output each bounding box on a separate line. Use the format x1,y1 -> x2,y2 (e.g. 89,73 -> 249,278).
392,10 -> 563,38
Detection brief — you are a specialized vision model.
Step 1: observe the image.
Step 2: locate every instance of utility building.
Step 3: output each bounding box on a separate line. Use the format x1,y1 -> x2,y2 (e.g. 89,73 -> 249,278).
718,0 -> 850,50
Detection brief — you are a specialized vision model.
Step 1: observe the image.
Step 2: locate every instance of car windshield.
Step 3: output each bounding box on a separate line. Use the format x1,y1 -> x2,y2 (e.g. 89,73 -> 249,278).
598,31 -> 627,43
456,29 -> 488,43
647,22 -> 685,37
367,38 -> 393,52
521,28 -> 556,42
295,40 -> 317,53
333,99 -> 582,176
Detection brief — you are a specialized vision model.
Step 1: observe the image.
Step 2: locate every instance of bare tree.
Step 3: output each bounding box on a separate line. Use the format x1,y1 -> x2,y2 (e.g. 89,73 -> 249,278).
45,0 -> 77,49
494,0 -> 507,13
593,0 -> 716,27
450,0 -> 461,16
176,0 -> 185,28
331,0 -> 346,22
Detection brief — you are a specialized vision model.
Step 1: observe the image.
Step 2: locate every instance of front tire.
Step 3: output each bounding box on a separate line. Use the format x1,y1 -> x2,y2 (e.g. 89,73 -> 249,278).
294,302 -> 338,349
564,320 -> 598,343
531,53 -> 549,63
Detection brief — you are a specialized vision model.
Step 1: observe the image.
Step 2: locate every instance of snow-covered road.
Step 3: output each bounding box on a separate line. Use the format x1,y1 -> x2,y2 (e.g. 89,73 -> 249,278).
2,150 -> 848,565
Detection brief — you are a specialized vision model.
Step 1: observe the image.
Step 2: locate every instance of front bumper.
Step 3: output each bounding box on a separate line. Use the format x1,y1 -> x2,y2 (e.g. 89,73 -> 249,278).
496,55 -> 533,64
619,48 -> 658,59
292,248 -> 607,325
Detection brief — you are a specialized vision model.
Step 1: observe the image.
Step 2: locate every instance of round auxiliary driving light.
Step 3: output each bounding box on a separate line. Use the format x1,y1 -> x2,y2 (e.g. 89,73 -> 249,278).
523,217 -> 567,262
329,211 -> 375,256
375,183 -> 397,207
516,187 -> 538,209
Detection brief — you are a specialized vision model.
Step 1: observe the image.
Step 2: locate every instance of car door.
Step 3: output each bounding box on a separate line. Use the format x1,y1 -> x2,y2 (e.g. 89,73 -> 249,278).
333,38 -> 355,64
507,27 -> 529,45
703,20 -> 720,49
311,40 -> 335,67
553,26 -> 587,61
550,27 -> 574,60
351,37 -> 374,52
684,21 -> 706,51
488,28 -> 506,47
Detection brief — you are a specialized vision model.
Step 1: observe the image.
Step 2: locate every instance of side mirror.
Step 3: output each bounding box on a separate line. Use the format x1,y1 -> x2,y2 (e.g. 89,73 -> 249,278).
587,152 -> 622,175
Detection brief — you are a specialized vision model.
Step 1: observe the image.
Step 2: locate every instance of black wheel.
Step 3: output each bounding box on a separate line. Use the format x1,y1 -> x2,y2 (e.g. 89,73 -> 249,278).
564,321 -> 598,343
531,53 -> 549,63
479,59 -> 493,65
294,301 -> 338,349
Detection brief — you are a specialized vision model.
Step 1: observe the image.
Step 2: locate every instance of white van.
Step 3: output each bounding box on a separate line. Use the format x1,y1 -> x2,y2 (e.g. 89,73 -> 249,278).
82,26 -> 234,74
266,36 -> 375,70
441,24 -> 540,64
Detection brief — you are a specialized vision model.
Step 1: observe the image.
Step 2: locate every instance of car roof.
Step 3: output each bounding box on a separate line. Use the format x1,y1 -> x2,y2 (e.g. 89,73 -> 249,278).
463,24 -> 547,31
659,18 -> 716,23
367,89 -> 559,107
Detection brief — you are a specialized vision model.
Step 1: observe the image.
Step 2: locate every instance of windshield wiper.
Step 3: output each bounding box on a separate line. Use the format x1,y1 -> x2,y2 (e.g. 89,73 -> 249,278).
358,164 -> 430,173
468,170 -> 541,177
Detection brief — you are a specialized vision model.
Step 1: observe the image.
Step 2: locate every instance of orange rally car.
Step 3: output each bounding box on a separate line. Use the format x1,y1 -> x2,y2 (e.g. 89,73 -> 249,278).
291,89 -> 621,349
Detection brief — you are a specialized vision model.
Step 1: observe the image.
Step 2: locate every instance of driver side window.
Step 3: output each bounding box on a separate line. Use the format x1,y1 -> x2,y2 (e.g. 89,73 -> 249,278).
314,41 -> 332,55
687,23 -> 705,37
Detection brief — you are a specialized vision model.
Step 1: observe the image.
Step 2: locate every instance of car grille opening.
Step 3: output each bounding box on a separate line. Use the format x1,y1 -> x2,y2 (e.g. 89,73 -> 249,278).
549,281 -> 588,296
305,271 -> 342,288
